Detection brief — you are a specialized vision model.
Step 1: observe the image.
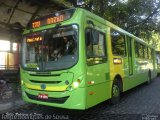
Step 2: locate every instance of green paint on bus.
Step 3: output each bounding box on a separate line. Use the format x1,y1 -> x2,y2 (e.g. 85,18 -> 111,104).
20,8 -> 157,109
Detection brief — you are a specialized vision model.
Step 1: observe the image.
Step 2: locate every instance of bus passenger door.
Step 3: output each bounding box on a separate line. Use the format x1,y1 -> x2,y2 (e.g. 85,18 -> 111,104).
85,28 -> 110,108
127,37 -> 133,75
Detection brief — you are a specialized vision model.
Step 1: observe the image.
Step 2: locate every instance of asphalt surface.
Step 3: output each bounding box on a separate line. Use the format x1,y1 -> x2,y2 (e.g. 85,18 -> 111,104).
1,77 -> 160,120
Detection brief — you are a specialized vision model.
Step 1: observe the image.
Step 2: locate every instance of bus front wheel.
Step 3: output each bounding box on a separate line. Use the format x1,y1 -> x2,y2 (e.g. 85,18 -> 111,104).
110,80 -> 121,104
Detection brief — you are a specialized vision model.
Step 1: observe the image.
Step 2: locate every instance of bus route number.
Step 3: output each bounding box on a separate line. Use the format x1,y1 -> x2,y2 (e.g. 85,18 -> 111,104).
32,21 -> 41,28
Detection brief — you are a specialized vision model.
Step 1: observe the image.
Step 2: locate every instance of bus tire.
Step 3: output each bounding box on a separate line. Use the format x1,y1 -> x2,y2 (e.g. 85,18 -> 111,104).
110,79 -> 121,105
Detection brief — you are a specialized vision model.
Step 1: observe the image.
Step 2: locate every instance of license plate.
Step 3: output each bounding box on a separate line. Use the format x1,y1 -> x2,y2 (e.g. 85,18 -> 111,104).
38,94 -> 48,100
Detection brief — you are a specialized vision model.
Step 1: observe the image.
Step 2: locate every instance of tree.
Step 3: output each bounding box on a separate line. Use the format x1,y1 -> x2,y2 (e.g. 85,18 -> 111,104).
149,32 -> 160,50
65,0 -> 160,48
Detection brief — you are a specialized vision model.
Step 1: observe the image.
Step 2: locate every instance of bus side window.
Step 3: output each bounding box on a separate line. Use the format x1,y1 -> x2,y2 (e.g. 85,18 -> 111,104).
86,29 -> 93,56
139,44 -> 143,58
135,41 -> 139,58
92,30 -> 99,56
111,30 -> 126,56
85,29 -> 99,57
144,46 -> 148,59
86,28 -> 106,58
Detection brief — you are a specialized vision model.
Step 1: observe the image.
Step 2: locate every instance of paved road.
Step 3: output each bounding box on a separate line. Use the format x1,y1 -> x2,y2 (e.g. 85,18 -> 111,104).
2,77 -> 160,120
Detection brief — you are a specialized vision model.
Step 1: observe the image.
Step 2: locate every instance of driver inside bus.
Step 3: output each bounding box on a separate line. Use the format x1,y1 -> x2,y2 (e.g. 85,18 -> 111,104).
50,45 -> 62,61
49,36 -> 75,61
63,36 -> 75,55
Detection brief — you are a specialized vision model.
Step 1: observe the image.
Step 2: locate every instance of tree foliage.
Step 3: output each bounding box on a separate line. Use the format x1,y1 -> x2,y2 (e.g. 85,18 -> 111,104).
65,0 -> 160,49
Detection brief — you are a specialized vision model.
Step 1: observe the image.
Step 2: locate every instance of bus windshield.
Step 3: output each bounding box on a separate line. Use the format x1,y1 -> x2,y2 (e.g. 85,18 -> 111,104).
22,25 -> 78,71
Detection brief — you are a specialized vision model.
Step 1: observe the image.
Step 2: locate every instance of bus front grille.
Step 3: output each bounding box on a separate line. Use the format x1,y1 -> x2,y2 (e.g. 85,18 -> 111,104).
30,80 -> 61,84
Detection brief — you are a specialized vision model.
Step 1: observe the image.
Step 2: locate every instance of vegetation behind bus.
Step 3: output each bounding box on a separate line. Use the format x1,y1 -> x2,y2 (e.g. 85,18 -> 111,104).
65,0 -> 160,50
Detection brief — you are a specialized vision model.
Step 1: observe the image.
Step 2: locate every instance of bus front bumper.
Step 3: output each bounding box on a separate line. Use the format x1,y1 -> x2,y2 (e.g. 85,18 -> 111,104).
21,86 -> 86,110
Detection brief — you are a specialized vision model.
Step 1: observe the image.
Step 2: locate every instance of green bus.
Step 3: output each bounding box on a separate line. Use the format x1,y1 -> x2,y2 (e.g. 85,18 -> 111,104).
21,8 -> 157,109
156,51 -> 160,75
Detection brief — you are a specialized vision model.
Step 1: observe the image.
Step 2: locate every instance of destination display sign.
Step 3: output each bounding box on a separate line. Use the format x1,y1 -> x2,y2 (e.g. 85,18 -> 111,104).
26,35 -> 43,43
30,8 -> 76,29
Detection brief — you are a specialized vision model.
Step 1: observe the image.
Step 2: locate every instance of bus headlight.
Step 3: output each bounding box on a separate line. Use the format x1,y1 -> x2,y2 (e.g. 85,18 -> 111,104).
67,79 -> 81,91
72,81 -> 79,88
72,79 -> 81,89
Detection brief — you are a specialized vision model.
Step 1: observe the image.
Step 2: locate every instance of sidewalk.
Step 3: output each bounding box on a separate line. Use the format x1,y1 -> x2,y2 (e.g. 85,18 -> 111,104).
0,82 -> 26,113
